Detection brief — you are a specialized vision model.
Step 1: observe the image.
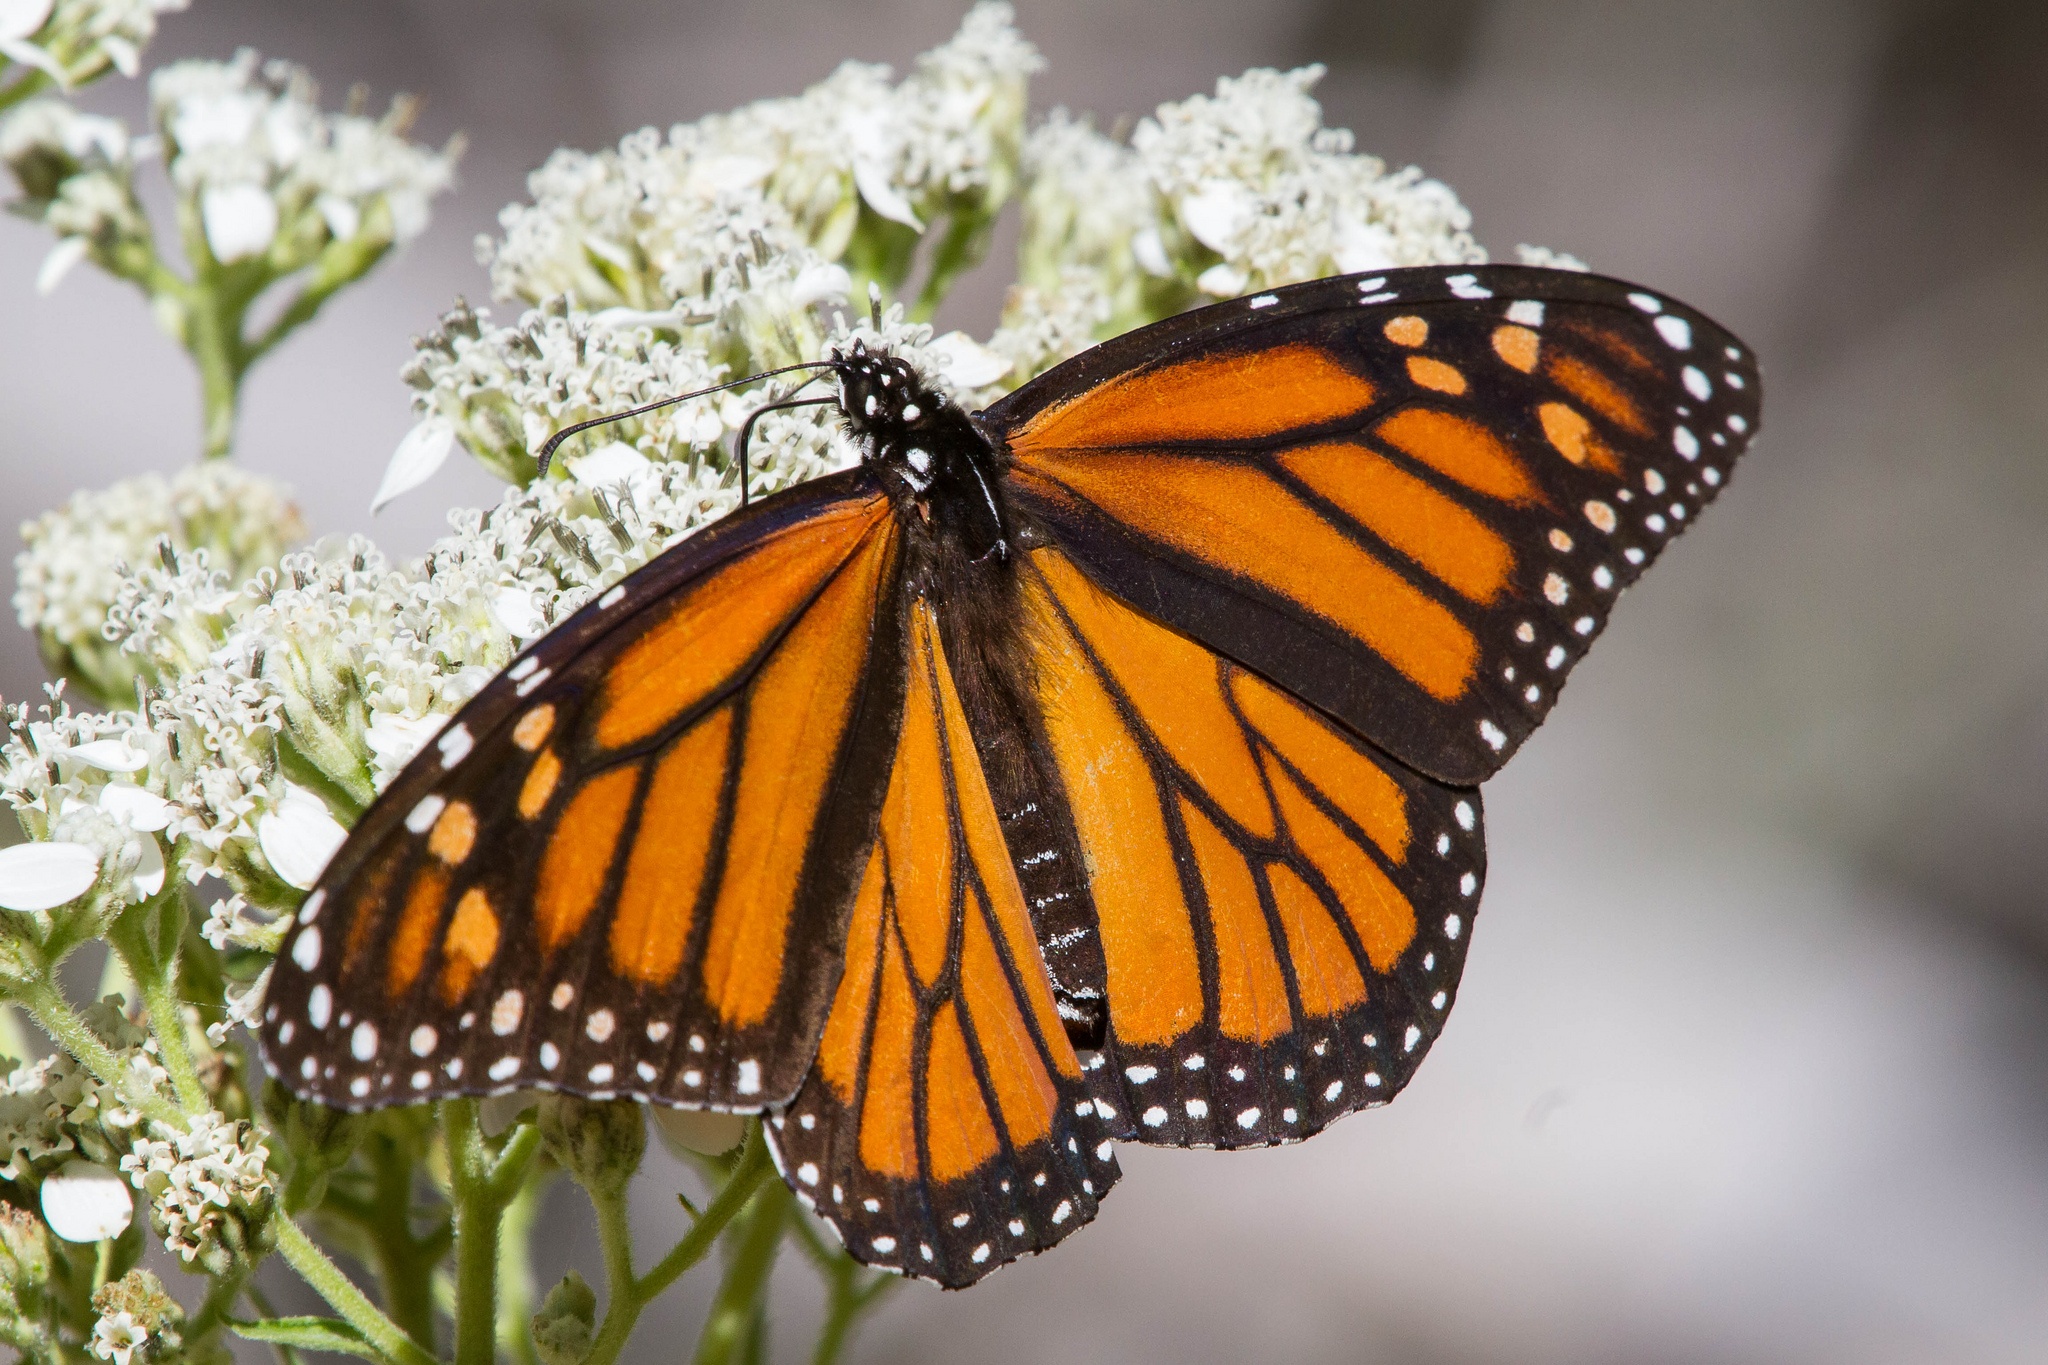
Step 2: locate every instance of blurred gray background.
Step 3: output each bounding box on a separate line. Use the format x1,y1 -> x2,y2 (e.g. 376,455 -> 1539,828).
7,0 -> 2048,1361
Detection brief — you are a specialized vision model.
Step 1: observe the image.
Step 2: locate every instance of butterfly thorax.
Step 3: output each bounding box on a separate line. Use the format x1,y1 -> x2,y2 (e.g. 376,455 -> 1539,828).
832,342 -> 1010,566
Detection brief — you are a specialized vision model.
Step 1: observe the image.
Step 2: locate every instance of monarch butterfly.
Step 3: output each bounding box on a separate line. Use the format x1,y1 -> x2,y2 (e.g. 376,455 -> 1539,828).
259,264 -> 1759,1286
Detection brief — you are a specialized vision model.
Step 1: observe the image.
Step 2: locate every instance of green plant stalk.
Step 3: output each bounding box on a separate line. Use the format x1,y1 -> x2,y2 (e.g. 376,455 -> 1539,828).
366,1135 -> 439,1346
105,881 -> 209,1114
691,1173 -> 792,1365
444,1103 -> 544,1365
788,1216 -> 896,1365
9,976 -> 184,1129
0,65 -> 52,114
494,1171 -> 550,1365
273,1217 -> 438,1365
577,1125 -> 776,1365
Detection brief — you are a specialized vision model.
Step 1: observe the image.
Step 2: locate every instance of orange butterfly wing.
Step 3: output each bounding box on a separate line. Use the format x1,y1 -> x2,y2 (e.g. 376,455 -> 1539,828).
261,474 -> 908,1111
768,599 -> 1118,1286
1007,547 -> 1484,1147
991,266 -> 1761,785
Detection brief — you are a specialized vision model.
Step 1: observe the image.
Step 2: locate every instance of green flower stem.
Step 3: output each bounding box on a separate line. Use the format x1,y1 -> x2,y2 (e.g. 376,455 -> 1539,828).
691,1166 -> 792,1365
9,976 -> 183,1129
274,1216 -> 438,1365
494,1172 -> 551,1365
445,1102 -> 543,1365
109,886 -> 210,1114
0,66 -> 52,114
579,1124 -> 776,1365
787,1216 -> 896,1365
366,1136 -> 441,1346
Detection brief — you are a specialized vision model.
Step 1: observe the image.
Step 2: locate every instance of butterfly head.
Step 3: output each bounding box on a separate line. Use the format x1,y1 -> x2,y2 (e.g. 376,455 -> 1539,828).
828,339 -> 949,450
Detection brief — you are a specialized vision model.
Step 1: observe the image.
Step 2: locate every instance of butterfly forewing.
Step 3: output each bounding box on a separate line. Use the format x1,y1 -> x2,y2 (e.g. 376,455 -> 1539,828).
770,600 -> 1118,1287
261,473 -> 908,1111
991,265 -> 1762,786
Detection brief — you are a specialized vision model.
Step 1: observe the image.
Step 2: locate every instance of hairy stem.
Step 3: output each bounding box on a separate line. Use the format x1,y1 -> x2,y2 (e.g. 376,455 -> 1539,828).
366,1135 -> 437,1347
445,1099 -> 499,1365
788,1211 -> 896,1365
273,1217 -> 437,1365
10,976 -> 183,1129
578,1124 -> 776,1365
691,1171 -> 791,1365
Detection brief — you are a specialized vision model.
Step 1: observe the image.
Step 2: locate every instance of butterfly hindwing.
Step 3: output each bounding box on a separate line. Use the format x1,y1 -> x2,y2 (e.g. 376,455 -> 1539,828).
260,472 -> 908,1112
770,599 -> 1118,1287
1008,548 -> 1483,1149
992,264 -> 1761,785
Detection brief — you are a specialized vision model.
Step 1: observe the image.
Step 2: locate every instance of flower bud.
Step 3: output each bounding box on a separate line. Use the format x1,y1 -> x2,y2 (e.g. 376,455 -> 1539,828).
531,1270 -> 597,1365
537,1096 -> 645,1200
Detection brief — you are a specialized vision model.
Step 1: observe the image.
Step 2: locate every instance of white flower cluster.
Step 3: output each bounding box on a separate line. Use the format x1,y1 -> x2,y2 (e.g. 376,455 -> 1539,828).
147,47 -> 459,265
0,0 -> 186,91
482,1 -> 1038,312
120,1109 -> 272,1265
14,462 -> 305,703
86,1269 -> 182,1365
0,997 -> 166,1180
994,65 -> 1486,379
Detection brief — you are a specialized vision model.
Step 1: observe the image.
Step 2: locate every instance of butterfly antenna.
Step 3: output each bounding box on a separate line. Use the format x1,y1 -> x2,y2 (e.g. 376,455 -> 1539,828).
734,393 -> 839,509
534,359 -> 839,477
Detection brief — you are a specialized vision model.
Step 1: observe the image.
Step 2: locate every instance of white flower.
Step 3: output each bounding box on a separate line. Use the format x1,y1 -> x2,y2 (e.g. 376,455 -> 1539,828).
255,783 -> 345,890
0,0 -> 56,44
650,1106 -> 746,1157
0,0 -> 185,90
40,1158 -> 133,1241
199,181 -> 275,260
0,841 -> 100,911
372,415 -> 461,512
89,1311 -> 148,1365
120,1110 -> 272,1264
1516,242 -> 1589,271
927,329 -> 1011,392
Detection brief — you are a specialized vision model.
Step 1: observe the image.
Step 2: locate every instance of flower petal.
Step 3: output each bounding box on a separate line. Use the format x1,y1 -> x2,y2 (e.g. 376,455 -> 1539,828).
200,182 -> 279,263
130,836 -> 166,900
0,842 -> 100,911
62,740 -> 149,773
650,1106 -> 747,1157
928,330 -> 1012,390
1179,180 -> 1255,254
568,440 -> 653,491
0,0 -> 53,44
257,785 -> 347,891
372,417 -> 459,513
40,1161 -> 132,1242
1196,262 -> 1248,297
490,586 -> 542,639
36,236 -> 90,295
790,262 -> 853,309
98,785 -> 173,833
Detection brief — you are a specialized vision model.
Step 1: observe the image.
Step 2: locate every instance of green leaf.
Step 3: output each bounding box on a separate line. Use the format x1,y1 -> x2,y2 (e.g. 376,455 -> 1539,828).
228,1317 -> 392,1364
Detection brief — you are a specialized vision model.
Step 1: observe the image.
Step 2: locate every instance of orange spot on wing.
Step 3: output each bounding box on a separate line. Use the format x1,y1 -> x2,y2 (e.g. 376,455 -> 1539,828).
609,707 -> 731,987
1182,801 -> 1292,1043
1269,766 -> 1416,972
925,1000 -> 1001,1183
1538,402 -> 1623,475
1012,343 -> 1375,449
1231,671 -> 1410,861
959,890 -> 1062,1145
438,887 -> 499,1002
701,532 -> 892,1027
818,847 -> 887,1102
858,939 -> 919,1180
342,845 -> 403,982
1025,554 -> 1203,1047
535,766 -> 639,957
1268,863 -> 1368,1016
596,497 -> 886,751
1374,408 -> 1542,507
386,865 -> 449,998
1278,442 -> 1513,604
1492,325 -> 1540,373
1547,351 -> 1651,436
512,704 -> 554,752
1383,315 -> 1428,347
1015,455 -> 1478,700
1406,356 -> 1467,395
428,800 -> 477,865
519,749 -> 563,819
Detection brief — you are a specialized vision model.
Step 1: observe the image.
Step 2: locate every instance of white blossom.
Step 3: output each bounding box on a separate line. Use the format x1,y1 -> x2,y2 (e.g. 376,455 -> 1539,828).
120,1109 -> 272,1264
0,0 -> 186,90
0,840 -> 99,910
255,782 -> 345,889
0,998 -> 167,1179
89,1311 -> 149,1365
40,1158 -> 132,1241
